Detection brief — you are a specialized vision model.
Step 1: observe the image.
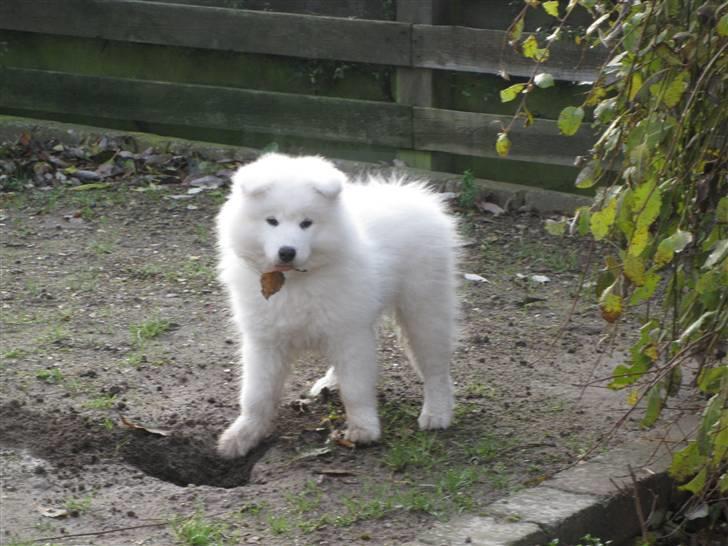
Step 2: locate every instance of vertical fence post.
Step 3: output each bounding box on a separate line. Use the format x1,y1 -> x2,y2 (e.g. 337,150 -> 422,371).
394,0 -> 450,172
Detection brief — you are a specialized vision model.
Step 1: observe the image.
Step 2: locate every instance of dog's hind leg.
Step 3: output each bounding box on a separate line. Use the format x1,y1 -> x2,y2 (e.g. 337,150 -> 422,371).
395,293 -> 455,431
308,366 -> 338,397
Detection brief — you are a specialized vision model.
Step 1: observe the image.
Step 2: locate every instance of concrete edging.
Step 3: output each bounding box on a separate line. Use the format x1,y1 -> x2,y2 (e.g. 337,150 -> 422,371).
0,115 -> 591,214
408,416 -> 696,546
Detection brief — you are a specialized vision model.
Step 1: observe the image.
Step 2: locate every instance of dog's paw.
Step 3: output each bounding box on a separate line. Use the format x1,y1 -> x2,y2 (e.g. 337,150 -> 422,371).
344,423 -> 381,445
217,416 -> 268,459
418,411 -> 452,431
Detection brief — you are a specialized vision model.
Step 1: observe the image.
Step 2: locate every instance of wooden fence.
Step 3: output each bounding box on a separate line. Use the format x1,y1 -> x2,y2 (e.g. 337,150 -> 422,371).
0,0 -> 605,189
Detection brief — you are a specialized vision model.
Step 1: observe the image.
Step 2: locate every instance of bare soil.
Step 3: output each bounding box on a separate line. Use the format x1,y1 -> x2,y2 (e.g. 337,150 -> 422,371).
0,177 -> 643,545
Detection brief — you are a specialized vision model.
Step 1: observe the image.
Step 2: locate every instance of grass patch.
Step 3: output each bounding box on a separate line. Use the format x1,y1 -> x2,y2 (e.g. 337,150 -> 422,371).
130,317 -> 172,348
35,368 -> 64,384
83,395 -> 117,410
172,513 -> 232,546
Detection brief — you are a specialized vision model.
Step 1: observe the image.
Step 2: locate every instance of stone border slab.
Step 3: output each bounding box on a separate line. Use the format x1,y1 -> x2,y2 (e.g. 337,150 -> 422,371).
0,115 -> 591,214
407,415 -> 698,546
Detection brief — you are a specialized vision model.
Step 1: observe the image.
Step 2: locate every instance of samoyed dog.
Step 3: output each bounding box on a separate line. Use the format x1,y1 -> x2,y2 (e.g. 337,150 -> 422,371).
216,153 -> 457,459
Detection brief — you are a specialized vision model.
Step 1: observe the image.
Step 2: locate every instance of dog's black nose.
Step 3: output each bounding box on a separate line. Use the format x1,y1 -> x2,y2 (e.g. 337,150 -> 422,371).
278,246 -> 296,263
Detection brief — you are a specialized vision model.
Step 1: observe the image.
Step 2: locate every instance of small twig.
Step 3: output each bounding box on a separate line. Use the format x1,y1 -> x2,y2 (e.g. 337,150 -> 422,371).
31,520 -> 167,542
629,463 -> 650,542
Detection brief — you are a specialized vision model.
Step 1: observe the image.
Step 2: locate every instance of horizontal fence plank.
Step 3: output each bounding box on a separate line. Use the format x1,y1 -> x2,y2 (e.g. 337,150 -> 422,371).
413,25 -> 606,81
0,68 -> 412,147
138,0 -> 392,19
0,0 -> 410,66
413,107 -> 593,166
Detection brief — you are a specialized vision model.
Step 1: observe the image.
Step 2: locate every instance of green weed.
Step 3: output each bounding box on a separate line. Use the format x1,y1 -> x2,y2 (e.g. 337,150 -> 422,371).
172,513 -> 230,546
35,368 -> 64,384
130,317 -> 171,348
83,395 -> 117,410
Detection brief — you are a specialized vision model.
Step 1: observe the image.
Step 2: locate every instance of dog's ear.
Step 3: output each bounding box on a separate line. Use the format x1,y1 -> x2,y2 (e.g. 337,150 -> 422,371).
312,175 -> 344,199
232,165 -> 271,197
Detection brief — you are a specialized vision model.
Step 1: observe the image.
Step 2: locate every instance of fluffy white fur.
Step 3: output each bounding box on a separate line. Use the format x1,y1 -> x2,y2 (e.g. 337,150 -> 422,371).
216,153 -> 457,459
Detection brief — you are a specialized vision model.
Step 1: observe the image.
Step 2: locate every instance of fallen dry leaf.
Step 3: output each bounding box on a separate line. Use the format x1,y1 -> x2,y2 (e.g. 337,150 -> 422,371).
260,271 -> 285,299
329,430 -> 355,449
39,507 -> 68,518
119,416 -> 170,437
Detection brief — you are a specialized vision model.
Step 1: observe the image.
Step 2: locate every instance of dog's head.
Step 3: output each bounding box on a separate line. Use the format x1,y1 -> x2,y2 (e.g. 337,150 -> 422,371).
218,153 -> 348,273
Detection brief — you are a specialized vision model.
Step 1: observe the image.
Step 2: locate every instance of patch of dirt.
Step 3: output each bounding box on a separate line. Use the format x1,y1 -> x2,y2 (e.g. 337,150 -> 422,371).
0,175 -> 647,545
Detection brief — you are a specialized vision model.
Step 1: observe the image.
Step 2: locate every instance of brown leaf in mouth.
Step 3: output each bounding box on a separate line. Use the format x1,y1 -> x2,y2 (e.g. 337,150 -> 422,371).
260,271 -> 285,299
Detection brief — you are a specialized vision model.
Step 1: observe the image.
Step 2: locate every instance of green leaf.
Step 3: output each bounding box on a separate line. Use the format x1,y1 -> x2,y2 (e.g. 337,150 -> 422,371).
629,270 -> 660,304
575,207 -> 591,236
649,71 -> 689,108
575,159 -> 599,189
678,311 -> 717,344
679,467 -> 707,494
534,72 -> 555,89
522,35 -> 550,62
697,367 -> 726,394
641,384 -> 663,428
544,218 -> 567,236
543,1 -> 559,18
558,106 -> 585,136
704,239 -> 728,269
716,197 -> 728,224
500,83 -> 527,103
609,355 -> 650,389
654,229 -> 693,268
719,14 -> 728,37
495,132 -> 511,158
590,197 -> 617,240
669,442 -> 705,481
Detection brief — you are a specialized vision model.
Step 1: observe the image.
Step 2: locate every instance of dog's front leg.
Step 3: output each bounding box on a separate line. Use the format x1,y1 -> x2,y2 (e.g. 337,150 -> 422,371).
218,339 -> 288,459
329,329 -> 381,444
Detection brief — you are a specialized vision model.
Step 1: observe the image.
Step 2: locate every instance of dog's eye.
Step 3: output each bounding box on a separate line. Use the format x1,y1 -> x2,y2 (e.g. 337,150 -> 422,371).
266,217 -> 279,227
300,219 -> 313,230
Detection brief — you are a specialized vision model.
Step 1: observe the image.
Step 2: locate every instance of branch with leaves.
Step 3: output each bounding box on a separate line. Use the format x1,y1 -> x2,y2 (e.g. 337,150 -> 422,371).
499,0 -> 727,534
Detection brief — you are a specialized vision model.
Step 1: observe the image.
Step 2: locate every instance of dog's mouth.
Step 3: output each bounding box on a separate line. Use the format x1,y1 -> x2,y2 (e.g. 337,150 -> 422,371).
269,264 -> 307,273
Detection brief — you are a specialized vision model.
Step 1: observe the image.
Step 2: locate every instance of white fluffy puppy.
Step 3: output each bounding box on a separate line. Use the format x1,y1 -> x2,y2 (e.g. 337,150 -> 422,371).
216,153 -> 457,459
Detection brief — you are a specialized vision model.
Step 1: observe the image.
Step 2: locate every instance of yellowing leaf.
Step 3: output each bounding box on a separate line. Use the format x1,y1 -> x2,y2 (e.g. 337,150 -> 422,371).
599,281 -> 623,323
635,185 -> 662,230
643,343 -> 659,361
509,16 -> 525,42
522,35 -> 550,61
500,83 -> 527,103
627,389 -> 639,406
628,225 -> 650,257
590,197 -> 617,240
558,106 -> 585,136
496,132 -> 511,157
623,253 -> 646,285
543,1 -> 559,17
